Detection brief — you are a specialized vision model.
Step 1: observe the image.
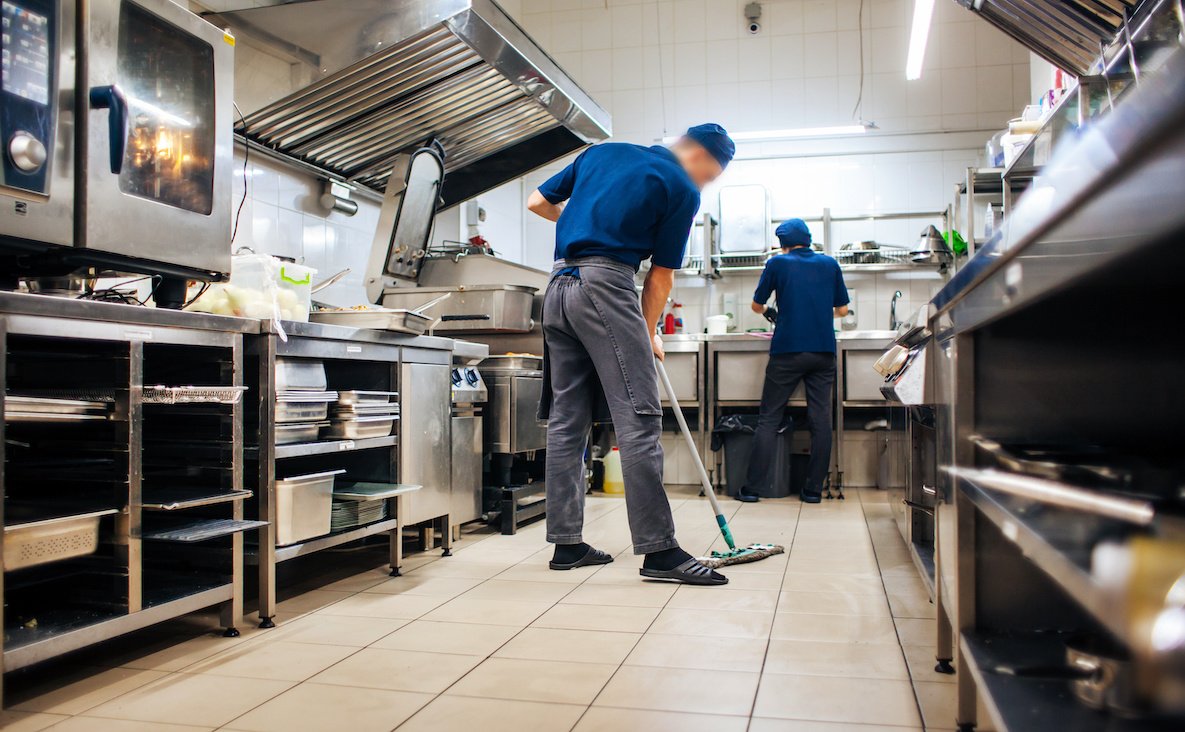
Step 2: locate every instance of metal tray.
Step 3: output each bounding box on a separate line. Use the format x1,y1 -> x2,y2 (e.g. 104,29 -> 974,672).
4,509 -> 118,571
5,412 -> 110,423
321,415 -> 396,440
276,391 -> 338,423
275,421 -> 330,445
331,403 -> 400,417
310,308 -> 431,335
337,390 -> 399,405
333,481 -> 421,501
6,395 -> 111,416
141,489 -> 253,511
141,518 -> 269,543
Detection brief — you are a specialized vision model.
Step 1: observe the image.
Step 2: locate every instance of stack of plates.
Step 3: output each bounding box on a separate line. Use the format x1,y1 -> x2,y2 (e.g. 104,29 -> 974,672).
330,499 -> 387,531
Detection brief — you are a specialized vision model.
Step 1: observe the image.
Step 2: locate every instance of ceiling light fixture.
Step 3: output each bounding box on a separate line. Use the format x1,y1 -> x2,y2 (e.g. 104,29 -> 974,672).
906,0 -> 936,81
661,123 -> 876,144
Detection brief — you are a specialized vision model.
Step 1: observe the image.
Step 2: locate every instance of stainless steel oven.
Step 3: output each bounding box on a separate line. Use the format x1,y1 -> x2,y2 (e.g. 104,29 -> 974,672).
1,0 -> 235,287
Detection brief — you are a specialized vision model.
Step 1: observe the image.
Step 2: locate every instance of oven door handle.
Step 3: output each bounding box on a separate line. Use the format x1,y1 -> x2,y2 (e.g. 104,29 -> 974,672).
88,85 -> 128,175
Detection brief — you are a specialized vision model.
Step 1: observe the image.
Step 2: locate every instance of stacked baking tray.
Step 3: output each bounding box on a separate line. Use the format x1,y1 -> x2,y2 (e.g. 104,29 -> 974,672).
273,358 -> 337,444
324,390 -> 399,440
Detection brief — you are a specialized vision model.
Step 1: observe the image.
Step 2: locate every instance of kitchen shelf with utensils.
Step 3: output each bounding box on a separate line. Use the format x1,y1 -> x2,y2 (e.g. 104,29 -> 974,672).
0,296 -> 256,700
246,324 -> 448,629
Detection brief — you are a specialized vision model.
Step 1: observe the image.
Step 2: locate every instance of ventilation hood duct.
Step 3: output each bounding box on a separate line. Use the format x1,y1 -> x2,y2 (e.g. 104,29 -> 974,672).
954,0 -> 1140,76
207,0 -> 610,207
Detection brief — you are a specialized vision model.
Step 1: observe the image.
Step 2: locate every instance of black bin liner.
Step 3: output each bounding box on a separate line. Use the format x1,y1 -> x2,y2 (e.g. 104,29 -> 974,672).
711,414 -> 796,498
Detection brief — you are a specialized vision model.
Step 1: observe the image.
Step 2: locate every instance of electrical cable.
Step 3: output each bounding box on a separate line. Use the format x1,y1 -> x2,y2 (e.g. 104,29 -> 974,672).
230,101 -> 249,244
851,0 -> 866,121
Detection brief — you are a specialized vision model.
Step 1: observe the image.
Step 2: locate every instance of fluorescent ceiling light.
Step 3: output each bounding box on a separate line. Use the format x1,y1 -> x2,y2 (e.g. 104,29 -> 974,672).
660,124 -> 872,144
906,0 -> 936,81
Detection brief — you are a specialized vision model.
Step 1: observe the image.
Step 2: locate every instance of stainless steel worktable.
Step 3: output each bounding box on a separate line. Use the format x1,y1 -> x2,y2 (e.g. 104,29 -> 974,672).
0,293 -> 253,701
703,330 -> 898,493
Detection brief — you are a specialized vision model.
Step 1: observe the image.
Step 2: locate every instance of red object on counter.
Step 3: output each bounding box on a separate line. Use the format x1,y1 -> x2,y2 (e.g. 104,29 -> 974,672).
663,311 -> 676,335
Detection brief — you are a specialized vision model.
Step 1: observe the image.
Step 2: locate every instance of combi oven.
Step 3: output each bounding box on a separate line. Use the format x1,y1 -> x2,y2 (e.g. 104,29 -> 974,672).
1,0 -> 234,300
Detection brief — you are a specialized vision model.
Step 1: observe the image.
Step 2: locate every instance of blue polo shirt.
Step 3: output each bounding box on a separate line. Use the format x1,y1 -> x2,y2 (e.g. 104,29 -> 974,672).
538,143 -> 700,270
753,248 -> 850,354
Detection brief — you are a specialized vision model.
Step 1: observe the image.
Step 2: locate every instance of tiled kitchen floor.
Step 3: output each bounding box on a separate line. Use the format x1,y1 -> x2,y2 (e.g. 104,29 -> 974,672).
2,488 -> 957,732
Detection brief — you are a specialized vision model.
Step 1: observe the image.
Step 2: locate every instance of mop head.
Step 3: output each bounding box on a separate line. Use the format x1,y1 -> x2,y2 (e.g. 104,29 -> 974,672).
698,543 -> 785,569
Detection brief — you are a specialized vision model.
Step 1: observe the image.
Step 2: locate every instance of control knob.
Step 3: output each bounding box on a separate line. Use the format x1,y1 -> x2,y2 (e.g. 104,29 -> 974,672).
8,132 -> 47,173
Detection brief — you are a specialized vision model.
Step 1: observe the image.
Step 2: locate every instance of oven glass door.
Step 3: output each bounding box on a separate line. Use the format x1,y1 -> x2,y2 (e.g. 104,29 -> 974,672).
83,0 -> 232,275
116,1 -> 214,215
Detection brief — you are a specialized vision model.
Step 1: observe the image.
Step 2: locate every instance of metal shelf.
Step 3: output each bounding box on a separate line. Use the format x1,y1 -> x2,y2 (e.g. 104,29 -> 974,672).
142,518 -> 268,543
273,434 -> 397,459
958,475 -> 1131,648
266,517 -> 401,563
3,584 -> 234,672
960,631 -> 1179,732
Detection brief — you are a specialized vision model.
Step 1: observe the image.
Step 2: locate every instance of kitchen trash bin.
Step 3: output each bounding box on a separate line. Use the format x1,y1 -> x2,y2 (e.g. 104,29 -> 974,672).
711,414 -> 795,498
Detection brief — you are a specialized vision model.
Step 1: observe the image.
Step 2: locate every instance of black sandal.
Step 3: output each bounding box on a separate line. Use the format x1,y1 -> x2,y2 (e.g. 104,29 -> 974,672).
639,558 -> 729,586
549,547 -> 614,570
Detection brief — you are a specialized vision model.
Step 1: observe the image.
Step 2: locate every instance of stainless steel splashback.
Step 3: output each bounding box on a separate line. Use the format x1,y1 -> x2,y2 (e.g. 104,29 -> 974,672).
207,0 -> 610,207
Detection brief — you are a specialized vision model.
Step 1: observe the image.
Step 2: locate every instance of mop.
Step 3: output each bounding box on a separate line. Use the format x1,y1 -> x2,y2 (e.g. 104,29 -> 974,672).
655,358 -> 785,569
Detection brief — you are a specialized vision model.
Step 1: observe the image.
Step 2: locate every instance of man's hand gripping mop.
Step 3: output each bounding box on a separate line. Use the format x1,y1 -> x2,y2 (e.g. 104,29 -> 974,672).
654,358 -> 784,568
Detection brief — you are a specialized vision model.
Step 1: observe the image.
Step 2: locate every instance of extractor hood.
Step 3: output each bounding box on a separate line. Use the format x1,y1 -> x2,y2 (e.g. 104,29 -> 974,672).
207,0 -> 610,207
955,0 -> 1141,75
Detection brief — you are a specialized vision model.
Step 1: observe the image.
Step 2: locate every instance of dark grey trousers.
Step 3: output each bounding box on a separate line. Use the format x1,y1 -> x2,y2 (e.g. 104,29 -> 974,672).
541,258 -> 678,554
744,351 -> 836,498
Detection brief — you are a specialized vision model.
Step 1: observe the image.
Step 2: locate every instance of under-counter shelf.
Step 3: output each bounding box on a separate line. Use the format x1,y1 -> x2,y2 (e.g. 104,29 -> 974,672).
961,632 -> 1180,732
956,470 -> 1137,648
142,518 -> 268,543
141,489 -> 253,511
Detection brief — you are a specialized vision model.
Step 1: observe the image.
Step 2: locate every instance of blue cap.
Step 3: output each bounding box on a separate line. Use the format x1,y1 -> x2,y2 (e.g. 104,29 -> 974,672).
775,219 -> 812,248
684,123 -> 735,169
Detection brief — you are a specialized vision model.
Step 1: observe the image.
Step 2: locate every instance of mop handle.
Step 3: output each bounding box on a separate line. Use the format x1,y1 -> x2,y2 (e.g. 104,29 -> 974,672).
655,357 -> 737,551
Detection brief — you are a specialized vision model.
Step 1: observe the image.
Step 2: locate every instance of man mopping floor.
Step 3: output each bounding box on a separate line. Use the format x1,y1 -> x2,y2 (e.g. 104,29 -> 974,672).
527,124 -> 735,586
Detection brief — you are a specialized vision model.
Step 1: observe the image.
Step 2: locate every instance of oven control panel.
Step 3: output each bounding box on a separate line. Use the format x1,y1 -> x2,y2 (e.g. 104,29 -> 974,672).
1,0 -> 56,195
451,367 -> 488,404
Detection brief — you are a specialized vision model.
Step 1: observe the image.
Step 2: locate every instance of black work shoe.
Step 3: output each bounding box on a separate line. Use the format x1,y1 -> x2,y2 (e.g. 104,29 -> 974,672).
734,491 -> 760,503
800,493 -> 822,504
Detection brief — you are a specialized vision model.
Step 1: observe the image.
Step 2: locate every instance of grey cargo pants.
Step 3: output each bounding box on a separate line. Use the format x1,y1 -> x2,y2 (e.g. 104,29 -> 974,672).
540,257 -> 678,554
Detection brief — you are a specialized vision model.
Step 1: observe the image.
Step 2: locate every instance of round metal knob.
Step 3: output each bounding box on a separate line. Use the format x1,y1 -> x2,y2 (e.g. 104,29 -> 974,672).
9,132 -> 47,173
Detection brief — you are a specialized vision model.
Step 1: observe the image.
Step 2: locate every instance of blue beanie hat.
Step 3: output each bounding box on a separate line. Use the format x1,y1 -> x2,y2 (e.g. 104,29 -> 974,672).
683,123 -> 735,169
775,219 -> 812,248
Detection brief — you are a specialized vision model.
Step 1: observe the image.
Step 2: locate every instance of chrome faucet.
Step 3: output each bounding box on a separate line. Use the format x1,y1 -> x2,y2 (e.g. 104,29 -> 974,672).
890,290 -> 903,330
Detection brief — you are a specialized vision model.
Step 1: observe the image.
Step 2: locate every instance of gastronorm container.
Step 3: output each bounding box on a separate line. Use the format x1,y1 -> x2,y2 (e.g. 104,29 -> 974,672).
337,390 -> 399,406
309,308 -> 432,335
274,470 -> 345,545
3,510 -> 118,571
275,421 -> 330,445
322,415 -> 396,440
274,358 -> 327,392
275,391 -> 338,423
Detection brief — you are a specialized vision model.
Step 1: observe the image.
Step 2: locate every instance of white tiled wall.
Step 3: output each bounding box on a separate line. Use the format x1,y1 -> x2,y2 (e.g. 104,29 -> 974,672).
216,0 -> 1035,318
228,151 -> 381,307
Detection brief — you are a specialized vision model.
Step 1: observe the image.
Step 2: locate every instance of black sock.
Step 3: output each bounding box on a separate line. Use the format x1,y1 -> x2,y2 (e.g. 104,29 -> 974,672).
643,546 -> 693,571
553,542 -> 591,564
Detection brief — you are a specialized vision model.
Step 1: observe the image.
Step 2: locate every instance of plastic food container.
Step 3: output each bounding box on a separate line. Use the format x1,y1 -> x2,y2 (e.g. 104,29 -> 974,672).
274,358 -> 327,392
275,391 -> 338,423
187,254 -> 316,322
274,470 -> 344,545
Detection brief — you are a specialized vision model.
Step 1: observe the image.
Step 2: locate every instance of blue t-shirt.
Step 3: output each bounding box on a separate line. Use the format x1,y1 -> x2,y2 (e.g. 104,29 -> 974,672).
753,248 -> 850,354
538,143 -> 700,270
